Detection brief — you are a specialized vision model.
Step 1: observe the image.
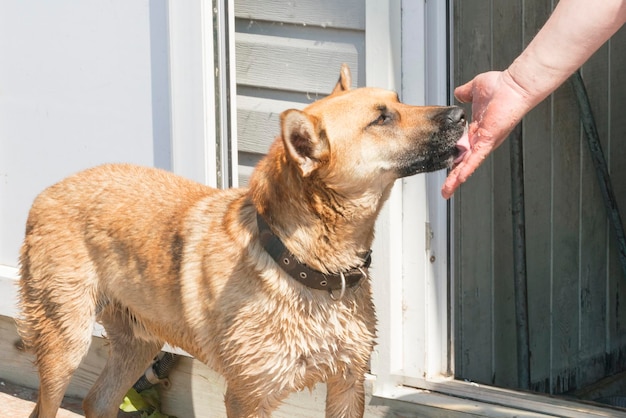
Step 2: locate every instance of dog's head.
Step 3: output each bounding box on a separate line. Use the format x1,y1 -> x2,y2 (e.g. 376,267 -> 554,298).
280,65 -> 467,197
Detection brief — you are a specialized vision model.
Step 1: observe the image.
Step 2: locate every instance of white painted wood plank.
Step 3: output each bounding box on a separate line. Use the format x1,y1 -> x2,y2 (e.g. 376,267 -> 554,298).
237,95 -> 305,154
400,0 -> 452,381
235,0 -> 365,30
167,0 -> 217,186
402,377 -> 626,418
0,2 -> 156,268
0,315 -> 109,400
365,0 -> 404,398
235,33 -> 359,94
237,164 -> 254,187
0,267 -> 19,318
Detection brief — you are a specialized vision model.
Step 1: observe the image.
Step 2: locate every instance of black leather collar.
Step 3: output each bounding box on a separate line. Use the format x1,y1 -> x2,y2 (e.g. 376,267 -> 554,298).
256,212 -> 371,294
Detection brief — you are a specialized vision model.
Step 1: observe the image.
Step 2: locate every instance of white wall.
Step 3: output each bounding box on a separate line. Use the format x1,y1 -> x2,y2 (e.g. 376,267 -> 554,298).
0,1 -> 165,267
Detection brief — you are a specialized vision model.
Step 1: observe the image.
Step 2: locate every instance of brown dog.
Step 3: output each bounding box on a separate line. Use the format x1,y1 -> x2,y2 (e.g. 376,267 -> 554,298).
18,65 -> 466,418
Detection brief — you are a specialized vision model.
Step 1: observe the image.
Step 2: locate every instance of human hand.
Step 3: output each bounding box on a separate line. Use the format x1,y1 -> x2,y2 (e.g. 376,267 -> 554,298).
442,70 -> 532,199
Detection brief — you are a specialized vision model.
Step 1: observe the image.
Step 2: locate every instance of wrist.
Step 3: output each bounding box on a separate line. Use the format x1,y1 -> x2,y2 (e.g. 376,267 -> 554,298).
506,56 -> 560,111
497,68 -> 537,123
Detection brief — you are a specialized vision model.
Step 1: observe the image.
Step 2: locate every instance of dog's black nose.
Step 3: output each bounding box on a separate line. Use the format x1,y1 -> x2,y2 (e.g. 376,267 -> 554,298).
445,107 -> 466,126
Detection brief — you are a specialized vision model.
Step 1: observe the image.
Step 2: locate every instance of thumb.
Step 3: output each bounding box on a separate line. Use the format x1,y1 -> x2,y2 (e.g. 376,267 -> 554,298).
454,79 -> 474,103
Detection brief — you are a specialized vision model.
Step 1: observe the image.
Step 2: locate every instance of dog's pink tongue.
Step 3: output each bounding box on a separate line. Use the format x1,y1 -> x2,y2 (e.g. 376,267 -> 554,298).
454,129 -> 470,165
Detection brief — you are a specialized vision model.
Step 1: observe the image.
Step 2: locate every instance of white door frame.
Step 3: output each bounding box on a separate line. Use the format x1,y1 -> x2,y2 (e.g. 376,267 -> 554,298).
168,0 -> 238,188
366,0 -> 452,396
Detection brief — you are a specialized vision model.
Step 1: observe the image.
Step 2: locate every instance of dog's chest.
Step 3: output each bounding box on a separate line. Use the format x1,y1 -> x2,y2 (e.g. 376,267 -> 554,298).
223,293 -> 375,390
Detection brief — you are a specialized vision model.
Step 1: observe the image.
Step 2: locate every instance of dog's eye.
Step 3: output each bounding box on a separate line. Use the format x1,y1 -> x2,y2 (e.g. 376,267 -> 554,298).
371,113 -> 392,126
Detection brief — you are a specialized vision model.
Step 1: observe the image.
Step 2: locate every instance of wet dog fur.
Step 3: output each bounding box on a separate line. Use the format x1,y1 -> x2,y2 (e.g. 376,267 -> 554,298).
18,65 -> 465,418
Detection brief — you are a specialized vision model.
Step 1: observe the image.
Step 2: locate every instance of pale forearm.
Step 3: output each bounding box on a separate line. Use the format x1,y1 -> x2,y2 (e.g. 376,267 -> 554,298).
508,0 -> 626,109
442,0 -> 626,198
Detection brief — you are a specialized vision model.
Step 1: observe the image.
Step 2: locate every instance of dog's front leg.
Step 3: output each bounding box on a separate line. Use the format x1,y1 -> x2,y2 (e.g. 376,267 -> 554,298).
224,386 -> 281,418
325,372 -> 366,418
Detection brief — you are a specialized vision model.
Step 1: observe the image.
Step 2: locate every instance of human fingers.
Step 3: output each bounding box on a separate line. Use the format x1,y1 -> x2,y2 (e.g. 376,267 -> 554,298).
455,138 -> 494,183
441,128 -> 498,199
441,150 -> 488,199
441,164 -> 463,199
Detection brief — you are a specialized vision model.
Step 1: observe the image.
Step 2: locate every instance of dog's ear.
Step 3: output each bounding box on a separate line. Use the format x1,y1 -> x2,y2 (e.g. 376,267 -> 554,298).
281,109 -> 328,177
331,63 -> 352,94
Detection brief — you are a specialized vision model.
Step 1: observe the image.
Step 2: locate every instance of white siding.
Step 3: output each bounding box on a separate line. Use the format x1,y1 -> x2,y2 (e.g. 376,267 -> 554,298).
0,1 -> 158,268
234,0 -> 365,185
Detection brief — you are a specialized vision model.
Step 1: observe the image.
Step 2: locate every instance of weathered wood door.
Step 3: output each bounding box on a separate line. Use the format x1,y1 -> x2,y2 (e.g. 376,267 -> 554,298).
453,0 -> 626,394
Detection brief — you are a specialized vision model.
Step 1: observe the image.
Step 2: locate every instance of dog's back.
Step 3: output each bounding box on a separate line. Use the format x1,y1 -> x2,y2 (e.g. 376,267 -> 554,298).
20,163 -> 212,325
